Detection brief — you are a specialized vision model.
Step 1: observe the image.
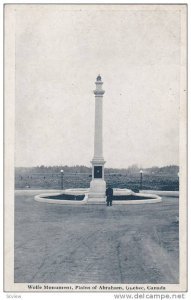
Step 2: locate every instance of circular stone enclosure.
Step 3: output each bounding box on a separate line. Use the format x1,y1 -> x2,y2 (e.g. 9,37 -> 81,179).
34,188 -> 162,205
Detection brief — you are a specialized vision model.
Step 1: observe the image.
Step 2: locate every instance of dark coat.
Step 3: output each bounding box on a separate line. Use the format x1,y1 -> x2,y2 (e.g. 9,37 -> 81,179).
106,187 -> 113,200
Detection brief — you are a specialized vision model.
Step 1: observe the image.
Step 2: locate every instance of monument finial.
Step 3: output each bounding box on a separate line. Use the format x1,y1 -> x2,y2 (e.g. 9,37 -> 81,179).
96,74 -> 102,81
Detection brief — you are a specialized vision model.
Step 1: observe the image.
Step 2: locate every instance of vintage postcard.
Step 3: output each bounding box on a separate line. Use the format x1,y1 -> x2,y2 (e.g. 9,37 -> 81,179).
4,4 -> 187,293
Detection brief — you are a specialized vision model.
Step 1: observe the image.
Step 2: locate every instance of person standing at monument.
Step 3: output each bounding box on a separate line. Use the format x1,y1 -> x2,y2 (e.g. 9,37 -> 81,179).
106,185 -> 113,206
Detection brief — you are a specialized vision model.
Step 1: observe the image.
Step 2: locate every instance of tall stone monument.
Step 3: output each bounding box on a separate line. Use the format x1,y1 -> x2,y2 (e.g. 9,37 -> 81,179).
88,75 -> 106,201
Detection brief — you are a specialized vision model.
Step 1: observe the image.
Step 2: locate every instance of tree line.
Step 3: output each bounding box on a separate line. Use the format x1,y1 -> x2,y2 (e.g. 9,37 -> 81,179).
15,164 -> 179,176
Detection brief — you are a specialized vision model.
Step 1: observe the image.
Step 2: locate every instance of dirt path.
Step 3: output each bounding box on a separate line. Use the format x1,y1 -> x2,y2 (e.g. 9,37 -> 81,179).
14,191 -> 179,283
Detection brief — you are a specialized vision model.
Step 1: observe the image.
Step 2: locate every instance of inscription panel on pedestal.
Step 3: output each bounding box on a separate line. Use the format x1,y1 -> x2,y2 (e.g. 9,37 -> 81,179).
94,166 -> 102,178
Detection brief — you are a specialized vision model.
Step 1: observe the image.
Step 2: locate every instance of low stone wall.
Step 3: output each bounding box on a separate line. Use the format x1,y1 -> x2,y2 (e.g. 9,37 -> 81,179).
140,190 -> 179,197
64,188 -> 89,195
34,190 -> 162,205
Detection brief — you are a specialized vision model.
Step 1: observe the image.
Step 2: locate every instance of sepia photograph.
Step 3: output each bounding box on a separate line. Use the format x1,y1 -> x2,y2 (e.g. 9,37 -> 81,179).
4,4 -> 187,293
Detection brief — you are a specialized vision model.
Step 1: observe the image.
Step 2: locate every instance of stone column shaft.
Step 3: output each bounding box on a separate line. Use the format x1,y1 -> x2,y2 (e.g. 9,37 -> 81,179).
94,96 -> 103,160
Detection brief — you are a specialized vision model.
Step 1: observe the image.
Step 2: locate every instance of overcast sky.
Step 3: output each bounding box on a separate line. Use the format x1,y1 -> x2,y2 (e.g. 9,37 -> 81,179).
15,5 -> 181,168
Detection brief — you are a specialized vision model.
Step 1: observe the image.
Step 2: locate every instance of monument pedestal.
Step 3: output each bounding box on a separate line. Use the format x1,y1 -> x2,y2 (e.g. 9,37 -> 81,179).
89,179 -> 106,198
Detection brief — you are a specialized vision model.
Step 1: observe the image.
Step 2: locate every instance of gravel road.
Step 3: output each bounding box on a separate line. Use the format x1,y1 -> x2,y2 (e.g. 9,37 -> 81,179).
14,190 -> 179,283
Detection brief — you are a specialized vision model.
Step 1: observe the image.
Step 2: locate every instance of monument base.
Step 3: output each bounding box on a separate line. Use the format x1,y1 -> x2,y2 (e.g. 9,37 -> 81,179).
88,179 -> 106,200
87,197 -> 106,204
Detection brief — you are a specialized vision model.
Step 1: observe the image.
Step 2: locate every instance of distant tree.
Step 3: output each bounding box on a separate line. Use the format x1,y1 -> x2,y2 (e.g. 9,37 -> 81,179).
127,164 -> 139,174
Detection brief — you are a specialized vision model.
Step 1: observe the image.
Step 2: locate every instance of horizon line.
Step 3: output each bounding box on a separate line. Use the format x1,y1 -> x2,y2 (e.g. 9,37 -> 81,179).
15,164 -> 179,169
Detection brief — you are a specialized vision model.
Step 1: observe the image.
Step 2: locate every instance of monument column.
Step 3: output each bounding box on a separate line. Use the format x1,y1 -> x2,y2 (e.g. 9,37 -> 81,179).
88,75 -> 106,202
